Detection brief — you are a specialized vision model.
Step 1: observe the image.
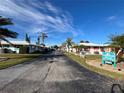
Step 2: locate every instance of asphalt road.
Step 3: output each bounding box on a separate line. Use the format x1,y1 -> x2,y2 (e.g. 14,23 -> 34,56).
0,51 -> 124,93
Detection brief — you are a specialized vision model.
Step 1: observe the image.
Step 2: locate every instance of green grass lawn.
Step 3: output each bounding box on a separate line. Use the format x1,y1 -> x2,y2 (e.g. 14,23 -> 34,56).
85,55 -> 102,62
0,54 -> 41,69
65,53 -> 124,80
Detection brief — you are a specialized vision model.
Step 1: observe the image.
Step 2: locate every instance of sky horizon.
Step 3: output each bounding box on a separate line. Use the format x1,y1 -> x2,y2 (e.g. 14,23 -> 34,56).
0,0 -> 124,46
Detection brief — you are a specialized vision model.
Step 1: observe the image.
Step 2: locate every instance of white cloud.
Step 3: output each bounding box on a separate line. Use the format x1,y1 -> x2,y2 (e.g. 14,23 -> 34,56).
106,16 -> 116,22
0,0 -> 79,40
45,1 -> 59,14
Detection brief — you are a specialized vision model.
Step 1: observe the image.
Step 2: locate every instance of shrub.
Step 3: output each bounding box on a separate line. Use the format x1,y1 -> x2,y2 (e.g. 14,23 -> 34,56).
19,46 -> 29,54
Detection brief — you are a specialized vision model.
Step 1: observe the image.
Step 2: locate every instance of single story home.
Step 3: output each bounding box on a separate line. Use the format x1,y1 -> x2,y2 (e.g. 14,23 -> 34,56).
79,42 -> 108,54
0,41 -> 43,53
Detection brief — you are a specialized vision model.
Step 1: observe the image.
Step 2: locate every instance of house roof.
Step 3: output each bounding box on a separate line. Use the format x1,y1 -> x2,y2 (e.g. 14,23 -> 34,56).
1,41 -> 36,46
79,43 -> 109,47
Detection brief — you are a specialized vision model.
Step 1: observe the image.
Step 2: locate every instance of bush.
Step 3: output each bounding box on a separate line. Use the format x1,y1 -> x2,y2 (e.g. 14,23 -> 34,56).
31,50 -> 42,54
4,48 -> 13,53
19,46 -> 29,54
94,51 -> 99,54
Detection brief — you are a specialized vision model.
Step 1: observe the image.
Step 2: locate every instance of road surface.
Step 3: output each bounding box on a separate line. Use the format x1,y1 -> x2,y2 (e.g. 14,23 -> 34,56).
0,51 -> 124,93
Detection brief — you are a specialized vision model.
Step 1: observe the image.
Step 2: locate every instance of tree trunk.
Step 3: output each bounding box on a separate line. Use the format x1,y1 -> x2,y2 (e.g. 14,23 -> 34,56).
67,45 -> 69,52
0,39 -> 2,53
117,48 -> 123,62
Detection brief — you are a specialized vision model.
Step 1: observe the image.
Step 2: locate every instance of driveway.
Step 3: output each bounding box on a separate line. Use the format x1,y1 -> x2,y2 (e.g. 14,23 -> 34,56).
0,51 -> 123,93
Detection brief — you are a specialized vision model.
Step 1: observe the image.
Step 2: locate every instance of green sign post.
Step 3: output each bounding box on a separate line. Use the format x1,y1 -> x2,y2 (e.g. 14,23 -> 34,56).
102,52 -> 117,69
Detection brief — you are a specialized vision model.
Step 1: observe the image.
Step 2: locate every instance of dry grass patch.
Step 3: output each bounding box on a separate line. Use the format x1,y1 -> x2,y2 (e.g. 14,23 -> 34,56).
0,54 -> 41,69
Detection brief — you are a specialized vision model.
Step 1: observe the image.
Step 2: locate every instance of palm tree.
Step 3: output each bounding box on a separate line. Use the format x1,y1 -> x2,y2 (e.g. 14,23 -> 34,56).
41,32 -> 48,45
0,16 -> 18,48
109,34 -> 124,48
25,33 -> 30,43
109,34 -> 124,62
37,36 -> 40,46
65,38 -> 75,52
37,32 -> 48,46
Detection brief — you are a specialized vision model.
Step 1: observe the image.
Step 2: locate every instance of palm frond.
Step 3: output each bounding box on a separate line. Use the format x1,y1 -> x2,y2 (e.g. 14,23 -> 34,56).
0,28 -> 18,38
109,33 -> 124,48
0,17 -> 13,26
0,37 -> 14,46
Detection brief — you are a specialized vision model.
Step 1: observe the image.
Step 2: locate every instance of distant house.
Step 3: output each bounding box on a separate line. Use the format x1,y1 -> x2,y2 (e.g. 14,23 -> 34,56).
79,42 -> 108,54
0,41 -> 42,53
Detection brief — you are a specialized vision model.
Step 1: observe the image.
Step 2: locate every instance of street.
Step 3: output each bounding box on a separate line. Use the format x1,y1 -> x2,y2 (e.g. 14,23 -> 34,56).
0,51 -> 123,93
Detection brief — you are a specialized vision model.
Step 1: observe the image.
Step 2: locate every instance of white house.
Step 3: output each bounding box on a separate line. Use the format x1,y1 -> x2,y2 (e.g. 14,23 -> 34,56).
0,41 -> 42,53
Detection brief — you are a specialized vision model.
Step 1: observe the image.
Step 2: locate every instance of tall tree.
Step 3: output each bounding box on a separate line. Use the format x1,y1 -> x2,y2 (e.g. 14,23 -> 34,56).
109,34 -> 124,62
80,40 -> 89,43
85,41 -> 90,43
25,33 -> 30,43
37,32 -> 48,46
65,38 -> 74,52
0,16 -> 18,47
109,34 -> 124,48
80,40 -> 84,43
41,32 -> 48,45
37,36 -> 40,45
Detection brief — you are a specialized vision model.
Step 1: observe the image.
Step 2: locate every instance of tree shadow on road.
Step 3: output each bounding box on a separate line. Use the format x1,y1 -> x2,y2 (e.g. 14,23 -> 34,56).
111,84 -> 124,93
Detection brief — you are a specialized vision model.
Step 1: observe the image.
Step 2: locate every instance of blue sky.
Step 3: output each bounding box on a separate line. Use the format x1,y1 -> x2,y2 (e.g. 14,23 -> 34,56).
0,0 -> 124,45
